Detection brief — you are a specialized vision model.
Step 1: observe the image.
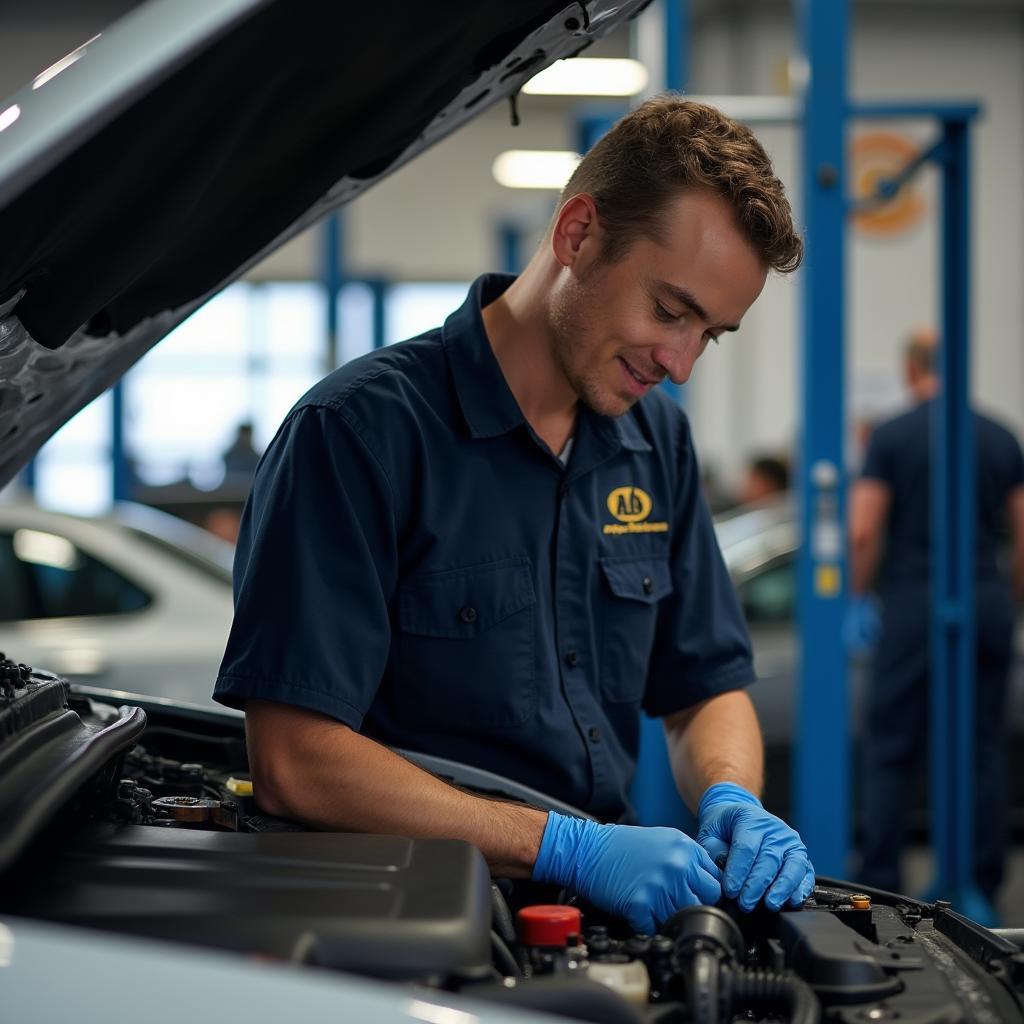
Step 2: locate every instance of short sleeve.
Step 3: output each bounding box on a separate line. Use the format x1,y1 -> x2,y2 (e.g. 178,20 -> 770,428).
1007,434 -> 1024,490
643,416 -> 755,717
214,403 -> 397,728
861,424 -> 895,484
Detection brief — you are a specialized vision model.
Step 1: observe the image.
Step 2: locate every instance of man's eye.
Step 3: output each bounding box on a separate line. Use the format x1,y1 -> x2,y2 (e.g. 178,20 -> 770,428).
655,303 -> 682,322
703,331 -> 721,346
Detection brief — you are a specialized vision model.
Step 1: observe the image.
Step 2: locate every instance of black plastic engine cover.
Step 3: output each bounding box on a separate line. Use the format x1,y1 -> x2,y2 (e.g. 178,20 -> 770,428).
4,822 -> 492,981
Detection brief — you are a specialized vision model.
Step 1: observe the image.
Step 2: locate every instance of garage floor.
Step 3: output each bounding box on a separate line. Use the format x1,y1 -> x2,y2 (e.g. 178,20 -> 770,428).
903,845 -> 1024,926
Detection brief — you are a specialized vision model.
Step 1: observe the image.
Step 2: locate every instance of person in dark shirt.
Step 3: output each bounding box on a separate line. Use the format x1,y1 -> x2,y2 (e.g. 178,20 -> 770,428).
215,98 -> 815,934
849,328 -> 1024,906
738,454 -> 790,506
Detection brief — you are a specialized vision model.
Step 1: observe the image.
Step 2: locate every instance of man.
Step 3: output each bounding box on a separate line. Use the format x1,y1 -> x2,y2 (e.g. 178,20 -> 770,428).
738,454 -> 790,506
849,328 -> 1024,905
214,97 -> 814,934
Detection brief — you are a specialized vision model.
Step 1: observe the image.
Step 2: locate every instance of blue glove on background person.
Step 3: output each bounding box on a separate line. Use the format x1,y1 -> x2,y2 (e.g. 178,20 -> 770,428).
843,595 -> 882,655
532,812 -> 722,935
696,782 -> 815,912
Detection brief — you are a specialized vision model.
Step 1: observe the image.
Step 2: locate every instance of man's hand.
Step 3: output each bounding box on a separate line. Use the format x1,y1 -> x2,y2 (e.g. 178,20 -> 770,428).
532,812 -> 722,935
843,595 -> 882,655
696,782 -> 814,912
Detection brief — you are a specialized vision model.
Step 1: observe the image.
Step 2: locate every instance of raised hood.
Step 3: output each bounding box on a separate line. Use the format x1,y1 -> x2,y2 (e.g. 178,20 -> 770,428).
0,0 -> 649,488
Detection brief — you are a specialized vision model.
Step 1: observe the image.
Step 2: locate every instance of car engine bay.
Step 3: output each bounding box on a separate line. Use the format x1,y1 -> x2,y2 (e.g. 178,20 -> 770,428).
2,658 -> 1023,1024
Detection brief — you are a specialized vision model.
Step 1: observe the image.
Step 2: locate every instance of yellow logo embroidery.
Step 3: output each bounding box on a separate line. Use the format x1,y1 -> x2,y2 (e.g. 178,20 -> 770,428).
604,486 -> 669,535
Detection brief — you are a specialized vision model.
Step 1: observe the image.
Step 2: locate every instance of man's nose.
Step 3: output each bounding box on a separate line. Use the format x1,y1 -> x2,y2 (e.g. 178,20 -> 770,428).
651,339 -> 699,386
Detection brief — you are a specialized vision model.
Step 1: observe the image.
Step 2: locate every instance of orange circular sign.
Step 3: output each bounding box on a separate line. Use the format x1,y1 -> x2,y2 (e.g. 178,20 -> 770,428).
851,132 -> 927,237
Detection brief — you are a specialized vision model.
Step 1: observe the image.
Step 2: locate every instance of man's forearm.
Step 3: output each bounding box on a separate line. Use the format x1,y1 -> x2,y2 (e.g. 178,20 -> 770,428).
245,700 -> 548,876
662,690 -> 764,810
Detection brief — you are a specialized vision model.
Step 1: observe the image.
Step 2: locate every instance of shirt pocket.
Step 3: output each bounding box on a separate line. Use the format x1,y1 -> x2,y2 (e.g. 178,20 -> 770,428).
396,558 -> 537,728
599,554 -> 673,702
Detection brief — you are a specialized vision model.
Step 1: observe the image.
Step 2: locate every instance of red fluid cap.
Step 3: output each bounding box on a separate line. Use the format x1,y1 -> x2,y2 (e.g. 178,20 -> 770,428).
517,904 -> 582,947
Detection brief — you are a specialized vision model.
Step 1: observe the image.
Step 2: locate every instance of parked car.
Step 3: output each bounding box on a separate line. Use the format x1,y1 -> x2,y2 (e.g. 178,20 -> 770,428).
1,1 -> 1021,1021
0,501 -> 234,709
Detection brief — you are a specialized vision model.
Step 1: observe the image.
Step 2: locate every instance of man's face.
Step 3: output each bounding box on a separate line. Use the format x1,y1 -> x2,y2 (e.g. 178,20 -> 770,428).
549,190 -> 768,418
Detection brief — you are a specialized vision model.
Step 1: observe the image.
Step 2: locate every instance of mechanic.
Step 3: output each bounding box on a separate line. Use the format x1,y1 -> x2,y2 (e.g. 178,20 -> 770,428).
849,327 -> 1024,908
214,97 -> 815,935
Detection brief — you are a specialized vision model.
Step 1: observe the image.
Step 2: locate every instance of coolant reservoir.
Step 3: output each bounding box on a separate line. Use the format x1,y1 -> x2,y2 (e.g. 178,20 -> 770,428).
586,958 -> 651,1006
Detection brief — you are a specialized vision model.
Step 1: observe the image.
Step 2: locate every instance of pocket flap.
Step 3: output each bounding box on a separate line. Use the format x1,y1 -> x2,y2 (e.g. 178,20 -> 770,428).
399,559 -> 535,638
600,555 -> 672,603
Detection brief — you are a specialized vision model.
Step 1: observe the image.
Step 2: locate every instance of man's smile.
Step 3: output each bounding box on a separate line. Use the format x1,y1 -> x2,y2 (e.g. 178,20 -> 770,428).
617,356 -> 662,394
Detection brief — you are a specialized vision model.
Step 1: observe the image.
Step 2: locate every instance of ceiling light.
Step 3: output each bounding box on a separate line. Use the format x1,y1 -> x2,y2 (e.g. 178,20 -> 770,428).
493,150 -> 581,190
523,58 -> 648,97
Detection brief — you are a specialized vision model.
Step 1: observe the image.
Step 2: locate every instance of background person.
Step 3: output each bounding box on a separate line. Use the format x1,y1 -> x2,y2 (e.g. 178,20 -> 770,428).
849,327 -> 1024,916
738,453 -> 790,506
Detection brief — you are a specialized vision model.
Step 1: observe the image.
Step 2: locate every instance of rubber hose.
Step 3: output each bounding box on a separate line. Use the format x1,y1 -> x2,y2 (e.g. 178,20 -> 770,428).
687,949 -> 722,1024
725,967 -> 821,1024
491,930 -> 522,978
490,883 -> 518,945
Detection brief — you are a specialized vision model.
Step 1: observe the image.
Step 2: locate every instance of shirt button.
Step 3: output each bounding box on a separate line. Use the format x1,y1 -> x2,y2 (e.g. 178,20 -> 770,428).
588,726 -> 602,743
565,650 -> 579,667
642,576 -> 654,595
459,605 -> 477,624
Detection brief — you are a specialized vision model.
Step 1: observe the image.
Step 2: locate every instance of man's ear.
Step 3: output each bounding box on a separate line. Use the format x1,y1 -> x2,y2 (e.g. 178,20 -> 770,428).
551,193 -> 601,269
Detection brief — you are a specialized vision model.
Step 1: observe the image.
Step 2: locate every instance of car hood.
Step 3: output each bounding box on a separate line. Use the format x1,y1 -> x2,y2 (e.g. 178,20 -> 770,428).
0,0 -> 648,489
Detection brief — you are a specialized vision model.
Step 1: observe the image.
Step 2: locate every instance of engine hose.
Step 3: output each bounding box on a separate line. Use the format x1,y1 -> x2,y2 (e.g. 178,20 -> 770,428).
490,884 -> 530,975
724,967 -> 821,1024
687,950 -> 722,1024
490,884 -> 518,946
491,930 -> 522,978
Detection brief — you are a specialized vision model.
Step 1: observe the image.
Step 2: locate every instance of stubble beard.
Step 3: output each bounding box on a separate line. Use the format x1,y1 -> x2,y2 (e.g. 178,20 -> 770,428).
548,267 -> 632,419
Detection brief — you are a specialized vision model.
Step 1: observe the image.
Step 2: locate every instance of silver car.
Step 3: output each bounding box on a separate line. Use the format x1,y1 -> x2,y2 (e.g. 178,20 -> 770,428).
0,501 -> 234,708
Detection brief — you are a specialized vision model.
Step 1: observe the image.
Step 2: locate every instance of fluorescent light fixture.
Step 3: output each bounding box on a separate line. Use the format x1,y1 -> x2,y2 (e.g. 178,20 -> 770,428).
493,150 -> 580,190
523,58 -> 648,96
0,105 -> 21,134
13,529 -> 80,571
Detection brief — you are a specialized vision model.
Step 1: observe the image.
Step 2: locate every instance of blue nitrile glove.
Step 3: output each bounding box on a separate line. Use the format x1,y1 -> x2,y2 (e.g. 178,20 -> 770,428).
696,782 -> 815,912
843,595 -> 882,655
532,811 -> 722,935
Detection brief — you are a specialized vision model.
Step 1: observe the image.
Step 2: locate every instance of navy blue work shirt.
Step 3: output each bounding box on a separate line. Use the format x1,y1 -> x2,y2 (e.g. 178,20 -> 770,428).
861,399 -> 1024,592
215,274 -> 755,821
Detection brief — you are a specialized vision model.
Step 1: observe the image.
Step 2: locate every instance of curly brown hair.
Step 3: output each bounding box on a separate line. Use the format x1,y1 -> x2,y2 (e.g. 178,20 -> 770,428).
560,95 -> 802,274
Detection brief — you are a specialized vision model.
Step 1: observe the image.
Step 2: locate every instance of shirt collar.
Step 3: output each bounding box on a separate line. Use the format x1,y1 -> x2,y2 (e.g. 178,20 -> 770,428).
443,274 -> 525,439
443,272 -> 652,456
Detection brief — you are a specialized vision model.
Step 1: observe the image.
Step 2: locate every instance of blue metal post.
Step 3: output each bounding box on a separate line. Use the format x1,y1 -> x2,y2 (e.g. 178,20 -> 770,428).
322,213 -> 343,371
663,0 -> 688,94
795,0 -> 850,878
499,221 -> 526,275
111,381 -> 130,502
930,116 -> 987,919
367,278 -> 388,350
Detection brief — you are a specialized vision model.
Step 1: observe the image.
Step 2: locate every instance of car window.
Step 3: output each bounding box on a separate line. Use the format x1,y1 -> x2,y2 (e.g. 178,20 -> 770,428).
0,529 -> 152,621
738,555 -> 795,624
119,526 -> 232,586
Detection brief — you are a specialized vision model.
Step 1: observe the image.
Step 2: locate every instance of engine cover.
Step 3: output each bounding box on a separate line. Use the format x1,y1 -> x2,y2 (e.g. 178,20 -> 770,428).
6,822 -> 492,982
